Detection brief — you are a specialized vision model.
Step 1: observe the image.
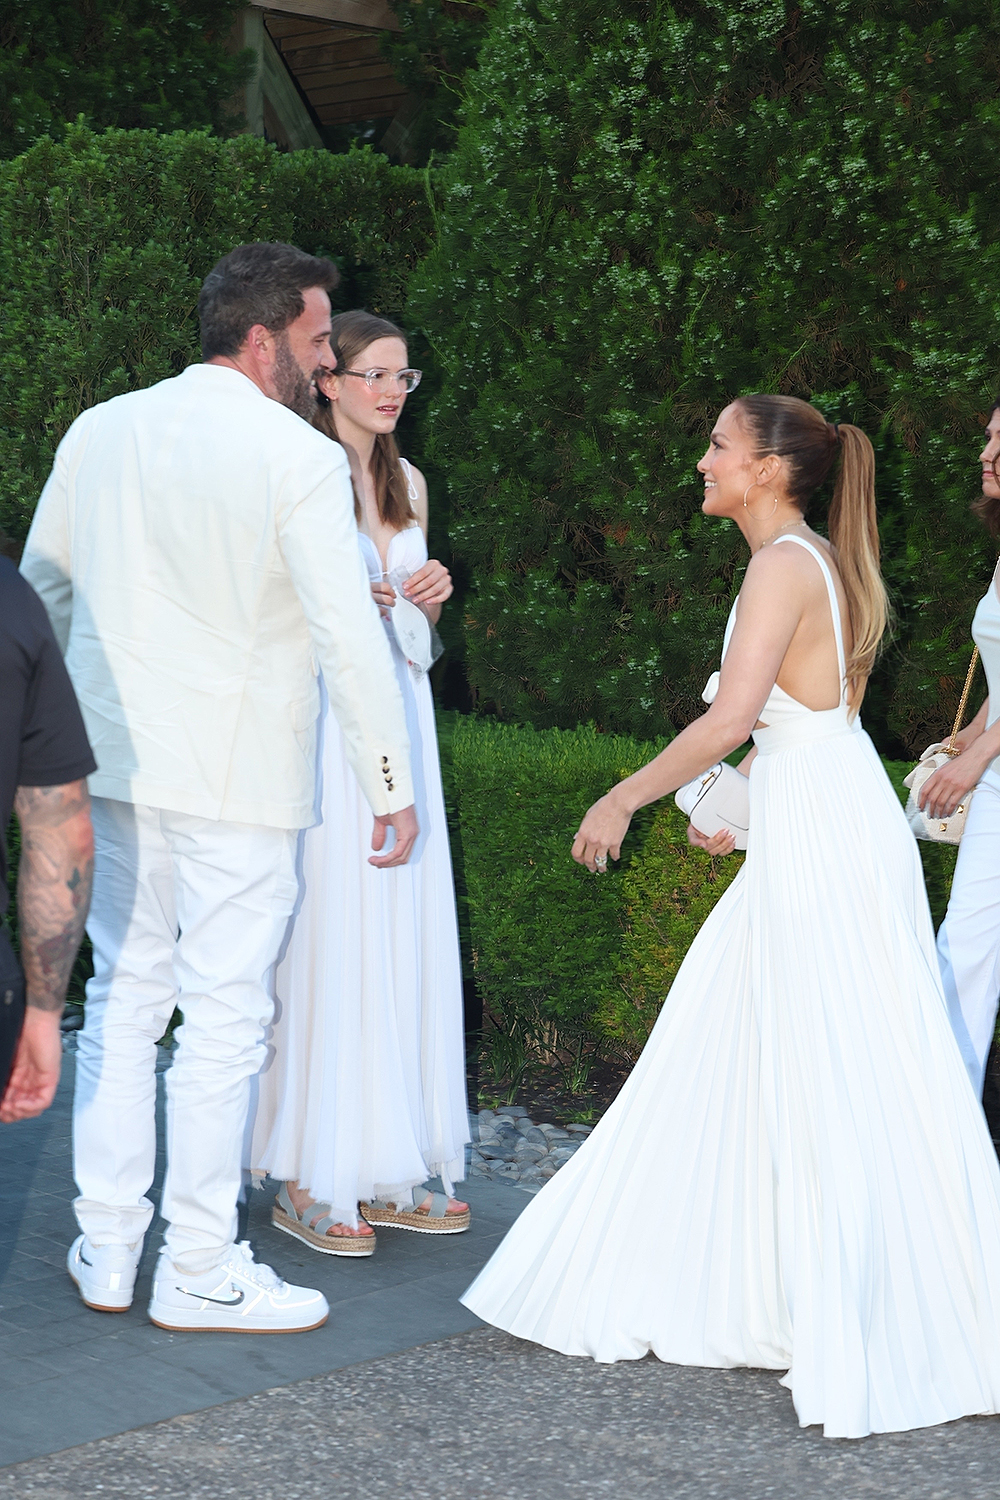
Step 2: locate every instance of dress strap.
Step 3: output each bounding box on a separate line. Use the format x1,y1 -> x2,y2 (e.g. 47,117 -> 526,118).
771,534 -> 848,702
399,456 -> 419,503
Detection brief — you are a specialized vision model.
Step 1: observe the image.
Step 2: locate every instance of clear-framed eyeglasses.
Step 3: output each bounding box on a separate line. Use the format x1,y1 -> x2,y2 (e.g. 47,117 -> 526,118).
341,368 -> 423,394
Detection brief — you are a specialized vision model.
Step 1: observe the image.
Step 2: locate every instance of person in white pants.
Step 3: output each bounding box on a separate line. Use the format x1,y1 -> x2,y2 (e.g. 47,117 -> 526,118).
919,398 -> 1000,1098
21,242 -> 418,1333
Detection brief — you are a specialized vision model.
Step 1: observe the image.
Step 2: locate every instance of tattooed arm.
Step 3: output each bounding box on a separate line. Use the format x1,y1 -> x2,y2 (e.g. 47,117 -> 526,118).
0,779 -> 94,1123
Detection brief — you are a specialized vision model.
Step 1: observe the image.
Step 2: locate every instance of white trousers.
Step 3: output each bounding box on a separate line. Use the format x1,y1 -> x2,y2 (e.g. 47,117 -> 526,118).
74,798 -> 297,1274
937,766 -> 1000,1096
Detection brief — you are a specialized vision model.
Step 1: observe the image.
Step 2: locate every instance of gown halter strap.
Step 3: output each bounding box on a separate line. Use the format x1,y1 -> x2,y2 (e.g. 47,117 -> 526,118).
770,533 -> 848,706
399,456 -> 419,504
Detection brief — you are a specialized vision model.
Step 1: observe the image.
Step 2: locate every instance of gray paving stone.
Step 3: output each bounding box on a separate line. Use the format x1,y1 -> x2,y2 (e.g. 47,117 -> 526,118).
3,1327 -> 1000,1500
0,1057 -> 526,1468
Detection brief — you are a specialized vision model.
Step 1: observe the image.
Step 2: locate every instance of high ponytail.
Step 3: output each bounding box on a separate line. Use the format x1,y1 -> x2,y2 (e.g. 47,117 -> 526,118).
826,423 -> 887,688
737,394 -> 890,706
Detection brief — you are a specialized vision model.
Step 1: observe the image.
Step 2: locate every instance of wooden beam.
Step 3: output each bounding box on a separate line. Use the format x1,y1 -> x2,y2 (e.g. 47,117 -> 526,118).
246,0 -> 399,30
316,96 -> 406,123
277,33 -> 386,64
292,56 -> 395,86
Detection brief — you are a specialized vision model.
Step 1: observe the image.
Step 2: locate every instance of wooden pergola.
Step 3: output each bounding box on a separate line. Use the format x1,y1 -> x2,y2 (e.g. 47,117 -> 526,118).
237,0 -> 415,155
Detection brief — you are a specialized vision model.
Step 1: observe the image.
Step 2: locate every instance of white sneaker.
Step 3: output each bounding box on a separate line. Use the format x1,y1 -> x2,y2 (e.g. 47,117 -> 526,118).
147,1240 -> 329,1333
67,1234 -> 141,1313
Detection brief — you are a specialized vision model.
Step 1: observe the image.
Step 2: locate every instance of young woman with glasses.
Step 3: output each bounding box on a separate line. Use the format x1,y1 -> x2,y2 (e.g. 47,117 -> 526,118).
250,311 -> 471,1252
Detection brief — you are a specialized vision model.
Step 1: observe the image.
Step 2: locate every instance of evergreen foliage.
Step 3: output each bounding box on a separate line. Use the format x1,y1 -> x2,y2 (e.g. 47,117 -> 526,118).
410,0 -> 1000,755
0,127 -> 434,546
451,716 -> 660,1090
452,721 -> 955,1088
0,1 -> 253,160
383,0 -> 494,163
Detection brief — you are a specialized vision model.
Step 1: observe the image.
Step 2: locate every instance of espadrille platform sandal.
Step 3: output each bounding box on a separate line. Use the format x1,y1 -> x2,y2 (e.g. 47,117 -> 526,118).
272,1183 -> 376,1257
360,1190 -> 471,1235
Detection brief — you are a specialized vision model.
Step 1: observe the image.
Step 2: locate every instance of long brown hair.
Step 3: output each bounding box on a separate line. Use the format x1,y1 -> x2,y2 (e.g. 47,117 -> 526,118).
313,309 -> 416,529
972,400 -> 1000,538
736,394 -> 889,696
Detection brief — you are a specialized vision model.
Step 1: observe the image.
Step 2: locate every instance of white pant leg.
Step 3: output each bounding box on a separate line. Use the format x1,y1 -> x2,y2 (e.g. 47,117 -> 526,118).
936,767 -> 1000,1094
74,799 -> 180,1248
159,811 -> 297,1274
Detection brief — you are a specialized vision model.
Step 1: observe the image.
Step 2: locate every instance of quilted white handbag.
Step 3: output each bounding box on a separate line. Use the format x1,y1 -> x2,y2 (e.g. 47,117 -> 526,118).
902,647 -> 980,845
675,762 -> 750,850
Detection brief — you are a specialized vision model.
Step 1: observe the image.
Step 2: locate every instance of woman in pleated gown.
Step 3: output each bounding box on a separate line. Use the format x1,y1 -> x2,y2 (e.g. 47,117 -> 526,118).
250,311 -> 470,1252
461,394 -> 1000,1439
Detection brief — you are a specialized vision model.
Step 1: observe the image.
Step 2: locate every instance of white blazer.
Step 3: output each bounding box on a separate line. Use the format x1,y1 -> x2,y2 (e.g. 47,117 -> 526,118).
21,364 -> 413,828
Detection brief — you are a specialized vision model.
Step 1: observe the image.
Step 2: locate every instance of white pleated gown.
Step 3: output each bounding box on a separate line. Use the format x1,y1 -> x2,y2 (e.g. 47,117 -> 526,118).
250,523 -> 469,1226
462,536 -> 1000,1439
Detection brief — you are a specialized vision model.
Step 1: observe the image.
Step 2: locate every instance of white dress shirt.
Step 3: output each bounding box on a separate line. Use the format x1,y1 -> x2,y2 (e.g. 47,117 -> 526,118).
21,363 -> 413,827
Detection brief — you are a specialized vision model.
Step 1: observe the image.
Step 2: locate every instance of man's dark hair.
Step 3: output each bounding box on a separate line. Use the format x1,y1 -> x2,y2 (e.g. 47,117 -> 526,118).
198,242 -> 341,360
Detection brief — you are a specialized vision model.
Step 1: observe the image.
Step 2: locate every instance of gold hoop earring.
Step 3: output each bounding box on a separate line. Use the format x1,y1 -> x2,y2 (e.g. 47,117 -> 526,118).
743,482 -> 778,522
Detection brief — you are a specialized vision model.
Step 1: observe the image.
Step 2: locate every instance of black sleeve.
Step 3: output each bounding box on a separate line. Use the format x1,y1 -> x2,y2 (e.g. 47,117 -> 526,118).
12,570 -> 96,789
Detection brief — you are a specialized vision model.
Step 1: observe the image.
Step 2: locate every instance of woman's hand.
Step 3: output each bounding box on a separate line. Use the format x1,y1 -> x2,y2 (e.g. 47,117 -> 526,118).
402,560 -> 453,609
686,823 -> 737,856
572,790 -> 632,873
371,579 -> 396,618
918,748 -> 987,821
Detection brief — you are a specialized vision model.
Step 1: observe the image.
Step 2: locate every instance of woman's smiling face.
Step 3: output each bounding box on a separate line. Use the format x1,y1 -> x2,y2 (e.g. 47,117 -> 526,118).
697,402 -> 758,518
980,406 -> 1000,502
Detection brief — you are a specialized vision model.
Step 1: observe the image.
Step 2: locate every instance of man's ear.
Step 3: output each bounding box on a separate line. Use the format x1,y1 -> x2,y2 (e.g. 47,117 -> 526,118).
244,323 -> 274,365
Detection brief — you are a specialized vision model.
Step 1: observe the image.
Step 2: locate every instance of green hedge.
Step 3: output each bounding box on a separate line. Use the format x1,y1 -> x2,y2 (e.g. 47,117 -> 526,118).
410,0 -> 1000,757
0,125 -> 434,546
452,719 -> 958,1088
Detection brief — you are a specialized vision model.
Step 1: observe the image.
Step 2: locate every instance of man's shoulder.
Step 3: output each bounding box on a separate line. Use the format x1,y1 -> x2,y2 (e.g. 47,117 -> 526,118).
0,558 -> 51,647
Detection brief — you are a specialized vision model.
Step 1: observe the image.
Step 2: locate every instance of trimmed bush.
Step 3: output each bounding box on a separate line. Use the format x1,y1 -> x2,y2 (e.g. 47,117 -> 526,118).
452,719 -> 958,1087
410,0 -> 1000,756
1,2 -> 252,161
603,799 -> 743,1059
451,717 -> 661,1090
0,126 -> 434,545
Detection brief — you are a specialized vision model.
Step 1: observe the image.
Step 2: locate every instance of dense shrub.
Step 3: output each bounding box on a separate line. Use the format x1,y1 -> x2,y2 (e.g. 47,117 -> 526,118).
0,126 -> 434,546
410,0 -> 1000,756
0,1 -> 252,160
451,717 -> 662,1092
452,719 -> 959,1088
603,800 -> 743,1058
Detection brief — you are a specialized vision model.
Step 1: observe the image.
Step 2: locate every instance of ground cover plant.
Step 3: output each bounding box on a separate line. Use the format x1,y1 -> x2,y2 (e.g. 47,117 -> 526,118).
0,126 -> 433,547
410,0 -> 1000,757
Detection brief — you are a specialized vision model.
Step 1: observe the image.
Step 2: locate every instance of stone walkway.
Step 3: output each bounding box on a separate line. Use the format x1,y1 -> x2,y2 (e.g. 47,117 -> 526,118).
0,1050 -> 526,1468
5,1054 -> 1000,1497
4,1325 -> 1000,1499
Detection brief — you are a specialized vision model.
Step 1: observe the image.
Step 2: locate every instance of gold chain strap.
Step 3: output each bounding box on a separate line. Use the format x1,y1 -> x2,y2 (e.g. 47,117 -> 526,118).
945,647 -> 981,755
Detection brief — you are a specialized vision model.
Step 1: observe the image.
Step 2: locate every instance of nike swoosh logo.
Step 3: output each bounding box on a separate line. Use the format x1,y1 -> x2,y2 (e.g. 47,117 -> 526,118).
180,1286 -> 245,1307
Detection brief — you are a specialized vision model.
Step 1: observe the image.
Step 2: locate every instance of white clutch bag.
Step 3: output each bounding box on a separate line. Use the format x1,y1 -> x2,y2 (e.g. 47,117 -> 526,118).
387,565 -> 444,677
675,763 -> 750,850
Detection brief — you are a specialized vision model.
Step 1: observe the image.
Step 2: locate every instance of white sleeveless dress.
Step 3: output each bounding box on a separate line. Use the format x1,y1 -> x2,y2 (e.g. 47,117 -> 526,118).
250,485 -> 469,1225
462,536 -> 1000,1439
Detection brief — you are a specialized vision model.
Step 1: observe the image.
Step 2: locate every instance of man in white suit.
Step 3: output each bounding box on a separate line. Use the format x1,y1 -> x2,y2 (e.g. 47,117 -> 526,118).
21,242 -> 417,1333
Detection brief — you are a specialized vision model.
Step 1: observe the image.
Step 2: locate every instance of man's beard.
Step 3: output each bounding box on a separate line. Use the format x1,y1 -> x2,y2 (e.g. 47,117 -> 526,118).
273,333 -> 319,420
